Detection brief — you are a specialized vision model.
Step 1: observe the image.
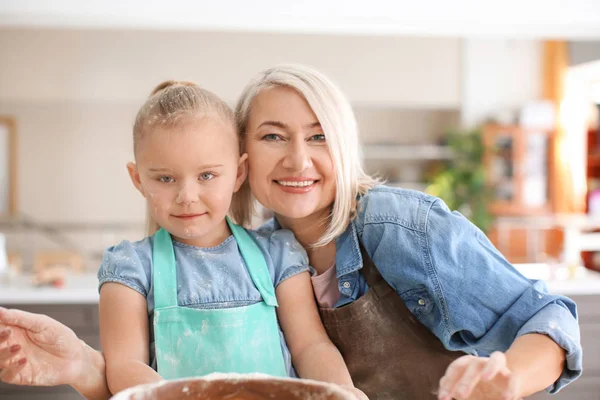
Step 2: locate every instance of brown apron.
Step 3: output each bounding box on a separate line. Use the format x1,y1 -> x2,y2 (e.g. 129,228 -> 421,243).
319,245 -> 464,400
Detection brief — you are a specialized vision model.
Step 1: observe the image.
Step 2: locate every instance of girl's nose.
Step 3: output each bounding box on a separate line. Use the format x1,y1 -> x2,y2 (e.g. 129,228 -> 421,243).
176,183 -> 199,205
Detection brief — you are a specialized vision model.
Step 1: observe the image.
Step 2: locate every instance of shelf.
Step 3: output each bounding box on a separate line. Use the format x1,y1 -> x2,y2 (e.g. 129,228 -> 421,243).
489,202 -> 552,217
363,144 -> 453,161
588,153 -> 600,167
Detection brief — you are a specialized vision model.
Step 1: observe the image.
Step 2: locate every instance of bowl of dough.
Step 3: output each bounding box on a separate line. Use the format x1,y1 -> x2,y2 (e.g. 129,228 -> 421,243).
110,373 -> 356,400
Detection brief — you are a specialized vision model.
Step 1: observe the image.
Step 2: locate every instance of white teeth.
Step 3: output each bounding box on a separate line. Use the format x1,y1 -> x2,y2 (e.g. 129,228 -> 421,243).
277,180 -> 315,187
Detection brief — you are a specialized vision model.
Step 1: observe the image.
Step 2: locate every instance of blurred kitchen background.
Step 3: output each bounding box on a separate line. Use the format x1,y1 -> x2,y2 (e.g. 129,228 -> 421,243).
1,1 -> 600,399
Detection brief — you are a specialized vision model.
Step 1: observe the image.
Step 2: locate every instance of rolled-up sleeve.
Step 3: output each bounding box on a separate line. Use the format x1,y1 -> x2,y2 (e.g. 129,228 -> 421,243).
426,199 -> 582,393
516,299 -> 581,392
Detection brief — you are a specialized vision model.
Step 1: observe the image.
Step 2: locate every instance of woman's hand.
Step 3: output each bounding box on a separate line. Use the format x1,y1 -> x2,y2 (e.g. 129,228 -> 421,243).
0,307 -> 90,387
438,352 -> 523,400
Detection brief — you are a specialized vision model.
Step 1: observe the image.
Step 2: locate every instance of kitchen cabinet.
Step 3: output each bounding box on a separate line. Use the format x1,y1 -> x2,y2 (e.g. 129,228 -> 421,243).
483,124 -> 563,263
483,124 -> 554,216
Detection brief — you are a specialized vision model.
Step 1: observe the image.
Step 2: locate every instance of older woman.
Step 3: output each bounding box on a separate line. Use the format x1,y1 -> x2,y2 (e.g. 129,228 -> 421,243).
0,65 -> 581,400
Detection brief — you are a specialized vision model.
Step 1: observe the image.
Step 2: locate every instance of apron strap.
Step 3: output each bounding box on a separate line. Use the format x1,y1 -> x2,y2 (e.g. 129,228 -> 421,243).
153,228 -> 179,309
226,217 -> 279,307
358,242 -> 394,298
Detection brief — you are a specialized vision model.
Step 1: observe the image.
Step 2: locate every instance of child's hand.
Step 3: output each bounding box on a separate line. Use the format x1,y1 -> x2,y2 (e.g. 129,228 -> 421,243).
437,352 -> 522,400
0,307 -> 89,387
342,385 -> 369,400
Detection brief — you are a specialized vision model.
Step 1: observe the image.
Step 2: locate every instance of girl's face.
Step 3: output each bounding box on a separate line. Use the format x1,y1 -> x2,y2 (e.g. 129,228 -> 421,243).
128,117 -> 247,247
244,86 -> 336,224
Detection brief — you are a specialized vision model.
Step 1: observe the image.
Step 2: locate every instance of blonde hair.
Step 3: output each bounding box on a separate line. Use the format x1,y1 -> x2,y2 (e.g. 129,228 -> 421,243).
235,64 -> 380,246
134,80 -> 250,236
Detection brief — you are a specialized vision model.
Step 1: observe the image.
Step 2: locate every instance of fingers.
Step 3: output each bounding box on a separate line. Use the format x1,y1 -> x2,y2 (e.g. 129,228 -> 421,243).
0,327 -> 11,343
452,359 -> 484,399
482,351 -> 509,380
0,308 -> 44,333
503,379 -> 520,400
0,327 -> 24,381
0,356 -> 27,384
352,388 -> 369,400
502,367 -> 521,400
343,385 -> 369,400
0,343 -> 21,361
438,352 -> 520,400
480,351 -> 517,399
438,355 -> 474,400
0,328 -> 14,354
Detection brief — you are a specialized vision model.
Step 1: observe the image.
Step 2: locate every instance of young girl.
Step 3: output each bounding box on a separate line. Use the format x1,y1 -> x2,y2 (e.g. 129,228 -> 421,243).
97,80 -> 364,398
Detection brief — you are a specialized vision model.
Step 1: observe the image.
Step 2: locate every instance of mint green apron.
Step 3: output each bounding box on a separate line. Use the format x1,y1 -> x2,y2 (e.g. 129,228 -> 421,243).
152,218 -> 287,380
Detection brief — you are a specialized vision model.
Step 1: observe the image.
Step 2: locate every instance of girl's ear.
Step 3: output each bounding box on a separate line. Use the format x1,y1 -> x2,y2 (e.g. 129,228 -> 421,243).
234,153 -> 249,192
127,162 -> 146,197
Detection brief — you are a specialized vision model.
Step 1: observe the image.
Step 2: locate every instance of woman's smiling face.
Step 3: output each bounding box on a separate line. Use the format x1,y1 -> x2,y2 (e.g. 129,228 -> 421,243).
244,86 -> 336,222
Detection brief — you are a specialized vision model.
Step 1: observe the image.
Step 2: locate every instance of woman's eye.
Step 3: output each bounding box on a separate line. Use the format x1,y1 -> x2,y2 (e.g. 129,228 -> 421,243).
262,133 -> 282,141
199,172 -> 215,181
159,176 -> 174,183
309,134 -> 326,142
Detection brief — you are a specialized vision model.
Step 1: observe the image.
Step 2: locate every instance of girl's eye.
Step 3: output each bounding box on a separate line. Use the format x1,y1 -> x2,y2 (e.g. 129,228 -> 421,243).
262,133 -> 282,141
159,176 -> 174,183
309,134 -> 326,142
199,172 -> 215,181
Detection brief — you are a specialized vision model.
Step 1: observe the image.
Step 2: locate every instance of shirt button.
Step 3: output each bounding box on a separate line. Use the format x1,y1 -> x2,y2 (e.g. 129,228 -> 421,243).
342,282 -> 351,289
418,299 -> 426,306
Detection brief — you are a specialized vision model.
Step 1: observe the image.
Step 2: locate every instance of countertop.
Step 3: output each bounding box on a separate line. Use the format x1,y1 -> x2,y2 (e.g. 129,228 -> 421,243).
1,265 -> 600,305
0,272 -> 99,305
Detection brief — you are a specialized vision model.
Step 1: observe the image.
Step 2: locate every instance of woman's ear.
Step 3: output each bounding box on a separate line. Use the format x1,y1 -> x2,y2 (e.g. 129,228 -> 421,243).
234,153 -> 249,192
127,162 -> 146,197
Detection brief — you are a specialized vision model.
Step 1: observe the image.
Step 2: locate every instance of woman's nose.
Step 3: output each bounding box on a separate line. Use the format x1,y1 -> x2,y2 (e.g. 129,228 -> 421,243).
282,140 -> 313,172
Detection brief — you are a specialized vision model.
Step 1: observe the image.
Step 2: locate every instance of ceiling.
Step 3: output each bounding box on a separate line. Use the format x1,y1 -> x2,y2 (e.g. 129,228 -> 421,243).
1,0 -> 600,39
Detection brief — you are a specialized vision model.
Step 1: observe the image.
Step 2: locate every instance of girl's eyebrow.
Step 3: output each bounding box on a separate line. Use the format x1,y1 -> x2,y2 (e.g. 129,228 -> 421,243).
197,164 -> 224,170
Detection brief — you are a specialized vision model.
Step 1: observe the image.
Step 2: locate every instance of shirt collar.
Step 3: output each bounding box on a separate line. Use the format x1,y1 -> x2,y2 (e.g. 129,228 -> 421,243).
269,216 -> 363,278
334,220 -> 363,277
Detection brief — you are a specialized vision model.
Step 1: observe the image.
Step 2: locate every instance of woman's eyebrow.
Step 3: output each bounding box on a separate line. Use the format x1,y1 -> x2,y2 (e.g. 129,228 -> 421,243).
257,121 -> 321,129
257,120 -> 287,129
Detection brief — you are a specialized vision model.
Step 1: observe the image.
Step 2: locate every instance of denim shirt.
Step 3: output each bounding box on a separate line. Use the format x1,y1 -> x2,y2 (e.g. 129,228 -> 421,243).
261,185 -> 582,393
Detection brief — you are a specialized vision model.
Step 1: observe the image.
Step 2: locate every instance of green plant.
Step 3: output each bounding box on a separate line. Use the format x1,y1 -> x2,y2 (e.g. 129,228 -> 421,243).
425,128 -> 493,233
